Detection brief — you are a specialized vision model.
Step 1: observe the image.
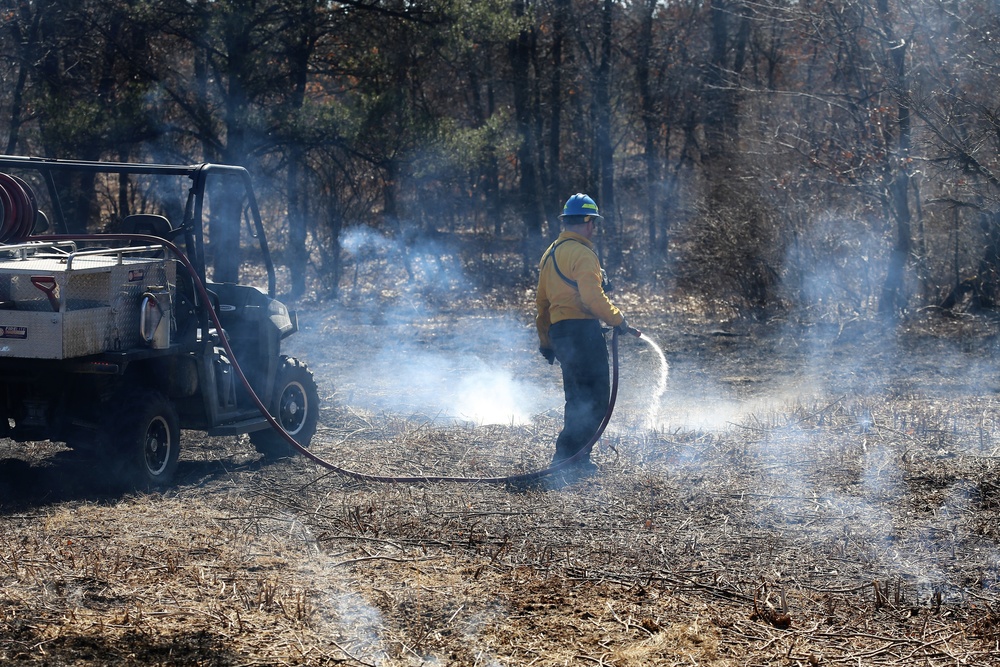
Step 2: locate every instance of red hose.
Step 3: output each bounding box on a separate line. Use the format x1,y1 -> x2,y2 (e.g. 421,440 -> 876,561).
36,233 -> 625,485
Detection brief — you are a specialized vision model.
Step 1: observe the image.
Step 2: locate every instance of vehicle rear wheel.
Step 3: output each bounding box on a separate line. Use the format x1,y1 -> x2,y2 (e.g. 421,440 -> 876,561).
250,356 -> 319,459
103,388 -> 180,490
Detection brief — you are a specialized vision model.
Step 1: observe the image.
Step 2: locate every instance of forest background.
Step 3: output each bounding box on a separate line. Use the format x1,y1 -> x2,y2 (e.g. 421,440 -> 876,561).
2,0 -> 999,323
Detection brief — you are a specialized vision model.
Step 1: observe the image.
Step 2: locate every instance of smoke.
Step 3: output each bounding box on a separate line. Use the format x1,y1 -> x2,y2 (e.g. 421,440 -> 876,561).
290,225 -> 564,426
285,209 -> 1000,613
340,226 -> 396,257
324,590 -> 388,663
355,326 -> 556,425
293,224 -> 688,430
649,362 -> 824,435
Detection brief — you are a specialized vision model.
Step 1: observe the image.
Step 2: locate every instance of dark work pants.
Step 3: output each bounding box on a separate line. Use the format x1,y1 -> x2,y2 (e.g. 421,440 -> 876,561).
549,318 -> 610,463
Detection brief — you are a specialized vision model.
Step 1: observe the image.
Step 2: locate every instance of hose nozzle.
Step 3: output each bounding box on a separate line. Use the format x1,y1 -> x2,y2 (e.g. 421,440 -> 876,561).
625,326 -> 642,338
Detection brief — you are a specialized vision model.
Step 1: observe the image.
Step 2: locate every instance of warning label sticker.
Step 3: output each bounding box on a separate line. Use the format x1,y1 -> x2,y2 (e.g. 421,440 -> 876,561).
0,326 -> 27,339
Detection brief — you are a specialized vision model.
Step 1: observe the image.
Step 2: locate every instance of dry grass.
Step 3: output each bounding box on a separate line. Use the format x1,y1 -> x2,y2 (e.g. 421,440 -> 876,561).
1,299 -> 999,665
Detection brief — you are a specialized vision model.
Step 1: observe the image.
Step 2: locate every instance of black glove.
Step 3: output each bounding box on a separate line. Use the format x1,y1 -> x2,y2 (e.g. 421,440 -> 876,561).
539,347 -> 556,365
614,316 -> 630,336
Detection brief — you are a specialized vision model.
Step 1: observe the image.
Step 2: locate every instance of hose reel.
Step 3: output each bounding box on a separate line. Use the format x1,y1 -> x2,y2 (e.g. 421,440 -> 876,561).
0,173 -> 39,244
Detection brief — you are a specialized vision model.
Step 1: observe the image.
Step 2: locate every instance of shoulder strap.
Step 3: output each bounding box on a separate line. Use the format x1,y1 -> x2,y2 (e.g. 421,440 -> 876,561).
544,238 -> 596,290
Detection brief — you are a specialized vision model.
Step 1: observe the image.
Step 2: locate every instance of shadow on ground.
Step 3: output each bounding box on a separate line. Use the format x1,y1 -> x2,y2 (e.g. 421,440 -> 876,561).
2,625 -> 241,666
0,447 -> 268,513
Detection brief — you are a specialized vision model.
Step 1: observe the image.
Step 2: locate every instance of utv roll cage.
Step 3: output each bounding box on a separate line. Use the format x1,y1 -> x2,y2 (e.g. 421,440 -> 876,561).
0,155 -> 277,298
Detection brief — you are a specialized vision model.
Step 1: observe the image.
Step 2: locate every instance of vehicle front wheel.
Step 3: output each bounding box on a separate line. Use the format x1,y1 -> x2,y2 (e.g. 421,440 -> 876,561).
250,356 -> 319,459
102,388 -> 180,490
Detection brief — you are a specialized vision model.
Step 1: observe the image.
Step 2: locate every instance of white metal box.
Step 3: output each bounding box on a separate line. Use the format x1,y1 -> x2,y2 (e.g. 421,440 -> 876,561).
0,243 -> 175,359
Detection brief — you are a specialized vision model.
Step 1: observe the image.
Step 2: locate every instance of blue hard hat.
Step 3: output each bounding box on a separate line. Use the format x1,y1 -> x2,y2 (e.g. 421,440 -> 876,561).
560,193 -> 602,220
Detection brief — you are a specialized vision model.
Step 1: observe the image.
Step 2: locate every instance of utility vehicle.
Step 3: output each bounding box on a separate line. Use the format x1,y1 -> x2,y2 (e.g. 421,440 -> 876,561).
0,155 -> 319,489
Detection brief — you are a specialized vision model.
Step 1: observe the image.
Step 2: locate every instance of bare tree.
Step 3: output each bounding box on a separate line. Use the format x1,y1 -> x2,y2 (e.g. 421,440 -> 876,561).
510,0 -> 544,269
874,0 -> 916,317
2,2 -> 43,155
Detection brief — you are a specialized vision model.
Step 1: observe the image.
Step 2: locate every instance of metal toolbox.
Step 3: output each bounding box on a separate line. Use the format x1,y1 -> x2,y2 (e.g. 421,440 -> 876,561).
0,242 -> 175,359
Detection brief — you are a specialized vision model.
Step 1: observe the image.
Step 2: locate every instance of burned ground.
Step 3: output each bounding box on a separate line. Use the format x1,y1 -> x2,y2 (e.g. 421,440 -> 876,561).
0,294 -> 999,666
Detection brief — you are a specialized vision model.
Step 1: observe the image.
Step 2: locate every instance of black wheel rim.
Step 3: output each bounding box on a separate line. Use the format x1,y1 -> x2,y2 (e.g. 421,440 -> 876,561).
144,415 -> 172,476
278,381 -> 308,436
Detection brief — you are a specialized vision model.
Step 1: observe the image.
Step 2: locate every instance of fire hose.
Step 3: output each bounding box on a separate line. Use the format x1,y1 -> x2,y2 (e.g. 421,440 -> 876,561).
39,233 -> 639,485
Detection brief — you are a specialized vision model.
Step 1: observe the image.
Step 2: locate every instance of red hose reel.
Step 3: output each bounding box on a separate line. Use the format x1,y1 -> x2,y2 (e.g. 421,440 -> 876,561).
0,172 -> 39,244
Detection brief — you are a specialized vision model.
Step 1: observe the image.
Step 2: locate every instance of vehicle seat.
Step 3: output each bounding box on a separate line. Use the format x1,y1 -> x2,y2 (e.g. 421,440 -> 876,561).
121,214 -> 174,239
33,210 -> 49,234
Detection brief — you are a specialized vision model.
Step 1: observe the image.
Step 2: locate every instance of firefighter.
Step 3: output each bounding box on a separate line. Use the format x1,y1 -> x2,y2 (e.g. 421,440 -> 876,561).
536,193 -> 630,477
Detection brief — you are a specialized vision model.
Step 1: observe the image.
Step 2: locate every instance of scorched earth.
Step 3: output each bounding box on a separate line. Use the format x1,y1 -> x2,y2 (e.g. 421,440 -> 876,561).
0,292 -> 998,666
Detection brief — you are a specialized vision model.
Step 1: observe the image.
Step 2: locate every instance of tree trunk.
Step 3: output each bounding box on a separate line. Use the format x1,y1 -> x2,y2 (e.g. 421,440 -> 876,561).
636,0 -> 660,254
595,0 -> 620,268
212,3 -> 257,285
383,157 -> 413,280
467,59 -> 498,234
285,3 -> 317,300
287,150 -> 308,297
4,5 -> 41,155
510,0 -> 543,271
875,0 -> 913,318
703,0 -> 732,168
547,0 -> 570,223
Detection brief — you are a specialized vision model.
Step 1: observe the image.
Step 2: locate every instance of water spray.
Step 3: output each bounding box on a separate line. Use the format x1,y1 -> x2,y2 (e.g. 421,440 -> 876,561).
636,334 -> 669,427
